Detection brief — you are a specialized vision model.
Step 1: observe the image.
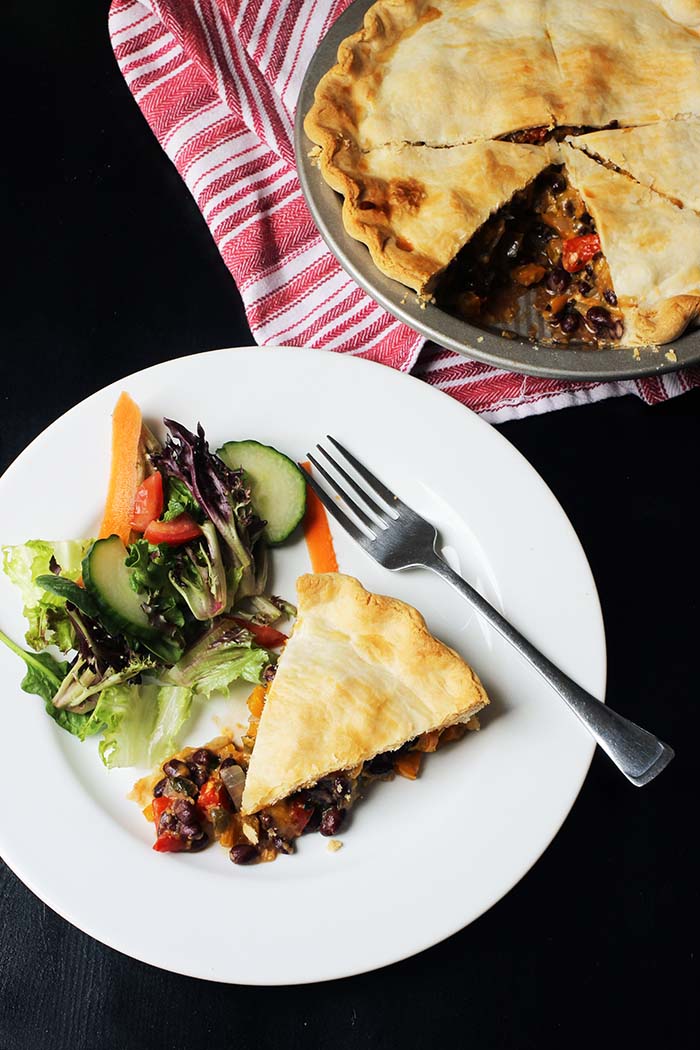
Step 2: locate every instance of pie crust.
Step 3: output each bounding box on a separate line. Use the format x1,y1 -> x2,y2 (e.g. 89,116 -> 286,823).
304,0 -> 700,346
329,140 -> 553,293
568,118 -> 700,213
241,573 -> 489,813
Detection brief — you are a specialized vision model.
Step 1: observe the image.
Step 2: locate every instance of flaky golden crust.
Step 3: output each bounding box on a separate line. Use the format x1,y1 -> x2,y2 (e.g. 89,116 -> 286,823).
562,144 -> 700,345
327,140 -> 551,292
569,119 -> 700,213
241,573 -> 489,813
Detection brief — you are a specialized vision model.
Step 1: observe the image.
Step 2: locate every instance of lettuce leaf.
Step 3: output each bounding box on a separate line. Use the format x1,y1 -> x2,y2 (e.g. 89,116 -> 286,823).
164,617 -> 272,696
91,682 -> 194,768
2,539 -> 92,651
0,627 -> 98,739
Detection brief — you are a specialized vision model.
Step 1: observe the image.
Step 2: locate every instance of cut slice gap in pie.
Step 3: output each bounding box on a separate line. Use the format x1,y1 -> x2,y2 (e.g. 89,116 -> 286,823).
560,143 -> 700,345
326,139 -> 553,294
133,573 -> 489,864
435,160 -> 625,346
567,118 -> 700,214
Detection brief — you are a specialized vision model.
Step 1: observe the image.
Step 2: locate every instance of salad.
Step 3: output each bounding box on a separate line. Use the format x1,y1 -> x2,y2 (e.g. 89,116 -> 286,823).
0,393 -> 308,770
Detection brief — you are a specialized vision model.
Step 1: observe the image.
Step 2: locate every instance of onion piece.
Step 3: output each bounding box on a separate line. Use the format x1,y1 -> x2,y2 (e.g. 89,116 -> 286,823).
220,763 -> 245,811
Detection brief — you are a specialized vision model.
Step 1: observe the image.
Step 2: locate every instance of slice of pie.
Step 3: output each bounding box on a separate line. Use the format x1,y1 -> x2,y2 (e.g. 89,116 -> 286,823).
568,119 -> 700,213
327,140 -> 553,293
134,573 -> 489,863
561,143 -> 700,344
242,573 -> 489,813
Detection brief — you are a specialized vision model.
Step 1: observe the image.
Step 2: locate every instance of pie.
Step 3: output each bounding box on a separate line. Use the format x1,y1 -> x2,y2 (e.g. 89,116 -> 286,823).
133,573 -> 489,863
304,0 -> 700,347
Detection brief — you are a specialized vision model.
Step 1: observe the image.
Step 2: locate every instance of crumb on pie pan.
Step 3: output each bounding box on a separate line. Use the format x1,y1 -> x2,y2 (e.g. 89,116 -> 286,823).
293,0 -> 700,381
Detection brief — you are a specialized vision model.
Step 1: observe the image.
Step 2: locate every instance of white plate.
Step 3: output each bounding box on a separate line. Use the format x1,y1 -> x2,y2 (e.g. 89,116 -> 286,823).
0,347 -> 605,984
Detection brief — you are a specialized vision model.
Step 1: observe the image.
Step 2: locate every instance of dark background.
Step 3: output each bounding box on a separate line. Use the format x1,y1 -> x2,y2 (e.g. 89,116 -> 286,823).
1,3 -> 696,1048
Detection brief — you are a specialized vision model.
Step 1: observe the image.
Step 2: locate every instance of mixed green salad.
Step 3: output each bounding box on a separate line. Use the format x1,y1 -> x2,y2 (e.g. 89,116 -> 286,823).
0,397 -> 307,770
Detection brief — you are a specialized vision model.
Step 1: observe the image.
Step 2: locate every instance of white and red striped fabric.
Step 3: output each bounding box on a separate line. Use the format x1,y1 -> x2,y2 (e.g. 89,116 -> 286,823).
109,0 -> 699,421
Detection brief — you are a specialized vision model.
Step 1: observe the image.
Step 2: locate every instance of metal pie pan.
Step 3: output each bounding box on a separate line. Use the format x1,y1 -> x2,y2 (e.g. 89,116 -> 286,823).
294,0 -> 700,380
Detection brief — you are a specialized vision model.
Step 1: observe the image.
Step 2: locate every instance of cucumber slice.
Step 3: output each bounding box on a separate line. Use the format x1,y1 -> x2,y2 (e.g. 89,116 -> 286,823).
82,536 -> 176,660
217,440 -> 307,545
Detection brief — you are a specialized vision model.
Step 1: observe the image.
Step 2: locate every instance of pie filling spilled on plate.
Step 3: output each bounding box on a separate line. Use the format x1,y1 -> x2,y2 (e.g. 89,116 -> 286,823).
437,164 -> 625,345
133,572 -> 489,864
136,700 -> 478,864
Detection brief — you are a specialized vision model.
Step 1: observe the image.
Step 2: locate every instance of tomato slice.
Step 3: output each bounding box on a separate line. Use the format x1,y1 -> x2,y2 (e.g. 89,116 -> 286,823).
144,512 -> 202,546
153,834 -> 187,853
130,472 -> 164,533
231,617 -> 287,649
561,233 -> 601,273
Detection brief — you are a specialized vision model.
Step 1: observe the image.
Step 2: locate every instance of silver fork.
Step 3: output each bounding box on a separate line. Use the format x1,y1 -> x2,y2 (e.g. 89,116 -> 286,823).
305,436 -> 674,787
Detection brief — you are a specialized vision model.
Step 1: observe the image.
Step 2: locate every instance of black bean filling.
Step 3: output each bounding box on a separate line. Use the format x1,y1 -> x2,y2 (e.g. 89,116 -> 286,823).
436,165 -> 625,347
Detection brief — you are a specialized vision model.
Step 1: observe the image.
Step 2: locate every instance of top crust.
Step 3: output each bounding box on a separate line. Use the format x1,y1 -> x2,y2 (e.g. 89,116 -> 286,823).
561,143 -> 700,344
241,573 -> 489,813
328,139 -> 553,292
568,118 -> 700,213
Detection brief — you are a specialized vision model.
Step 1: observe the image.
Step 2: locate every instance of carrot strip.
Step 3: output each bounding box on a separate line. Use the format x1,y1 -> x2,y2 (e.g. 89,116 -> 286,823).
98,392 -> 143,546
300,462 -> 339,573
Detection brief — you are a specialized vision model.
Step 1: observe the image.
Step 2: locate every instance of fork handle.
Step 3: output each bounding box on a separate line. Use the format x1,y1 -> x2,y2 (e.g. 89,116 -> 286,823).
427,553 -> 674,786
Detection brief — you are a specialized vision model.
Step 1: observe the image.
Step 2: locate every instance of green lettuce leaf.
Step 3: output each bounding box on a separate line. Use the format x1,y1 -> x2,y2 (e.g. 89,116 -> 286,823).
164,617 -> 272,696
163,477 -> 201,522
91,682 -> 193,768
2,539 -> 92,651
0,627 -> 97,739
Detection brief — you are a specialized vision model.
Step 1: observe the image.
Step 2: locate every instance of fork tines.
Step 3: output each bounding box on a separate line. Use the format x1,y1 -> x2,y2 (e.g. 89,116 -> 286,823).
304,436 -> 403,547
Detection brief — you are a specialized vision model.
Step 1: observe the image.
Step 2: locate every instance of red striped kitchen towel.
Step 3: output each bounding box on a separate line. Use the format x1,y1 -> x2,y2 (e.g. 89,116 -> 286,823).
109,0 -> 700,422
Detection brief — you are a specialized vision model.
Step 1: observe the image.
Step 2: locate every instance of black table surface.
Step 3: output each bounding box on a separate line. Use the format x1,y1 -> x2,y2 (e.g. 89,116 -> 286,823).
1,3 -> 696,1047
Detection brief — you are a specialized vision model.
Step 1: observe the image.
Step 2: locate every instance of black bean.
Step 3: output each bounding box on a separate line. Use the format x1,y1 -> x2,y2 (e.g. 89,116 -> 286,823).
190,763 -> 209,787
548,172 -> 567,195
190,833 -> 209,852
258,812 -> 275,830
586,306 -> 612,326
159,811 -> 178,833
525,222 -> 555,252
163,758 -> 191,779
332,776 -> 349,797
365,752 -> 395,775
230,844 -> 259,865
218,757 -> 238,772
190,748 -> 215,768
563,199 -> 575,217
544,267 -> 571,295
560,310 -> 580,334
179,822 -> 204,840
585,264 -> 595,278
172,799 -> 197,823
271,835 -> 293,855
320,807 -> 345,837
580,211 -> 592,224
604,288 -> 618,306
306,782 -> 335,806
577,280 -> 592,296
153,778 -> 168,798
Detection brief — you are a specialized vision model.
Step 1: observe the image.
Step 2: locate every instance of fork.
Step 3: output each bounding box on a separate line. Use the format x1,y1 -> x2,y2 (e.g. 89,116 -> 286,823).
304,436 -> 674,787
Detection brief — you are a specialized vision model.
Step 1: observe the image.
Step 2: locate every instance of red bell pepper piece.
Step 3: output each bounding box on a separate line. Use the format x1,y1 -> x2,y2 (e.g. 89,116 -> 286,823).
561,233 -> 601,273
197,778 -> 229,816
144,512 -> 202,546
231,618 -> 287,649
130,472 -> 164,533
151,795 -> 187,852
